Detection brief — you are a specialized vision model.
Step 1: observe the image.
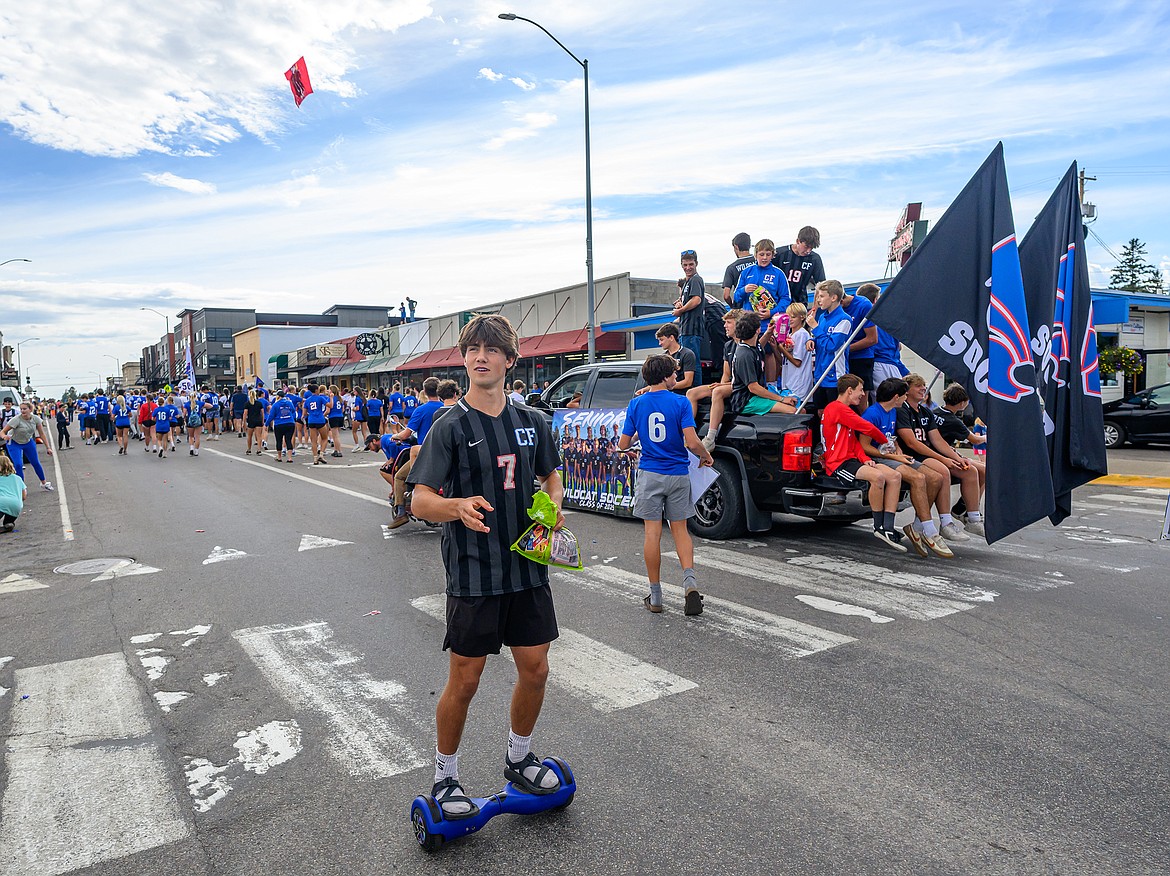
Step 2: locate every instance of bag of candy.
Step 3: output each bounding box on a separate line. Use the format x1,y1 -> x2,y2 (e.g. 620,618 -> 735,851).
510,491 -> 584,570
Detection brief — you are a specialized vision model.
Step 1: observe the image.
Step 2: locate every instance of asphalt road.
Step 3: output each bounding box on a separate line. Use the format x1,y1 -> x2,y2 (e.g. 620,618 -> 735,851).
1,432 -> 1168,876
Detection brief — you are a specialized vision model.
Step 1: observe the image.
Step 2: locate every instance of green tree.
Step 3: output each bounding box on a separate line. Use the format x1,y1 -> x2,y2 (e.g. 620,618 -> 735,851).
1110,238 -> 1166,294
65,386 -> 78,402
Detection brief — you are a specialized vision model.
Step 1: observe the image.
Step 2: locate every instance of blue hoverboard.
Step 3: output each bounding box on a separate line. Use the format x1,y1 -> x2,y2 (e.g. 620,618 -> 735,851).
410,756 -> 576,852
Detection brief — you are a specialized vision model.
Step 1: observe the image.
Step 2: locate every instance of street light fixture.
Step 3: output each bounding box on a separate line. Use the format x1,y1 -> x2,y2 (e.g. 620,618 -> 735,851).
140,306 -> 172,385
1,258 -> 31,268
498,12 -> 597,363
15,337 -> 40,391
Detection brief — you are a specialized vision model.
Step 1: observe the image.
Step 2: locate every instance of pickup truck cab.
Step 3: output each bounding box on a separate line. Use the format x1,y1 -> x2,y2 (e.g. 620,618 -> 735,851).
526,360 -> 878,539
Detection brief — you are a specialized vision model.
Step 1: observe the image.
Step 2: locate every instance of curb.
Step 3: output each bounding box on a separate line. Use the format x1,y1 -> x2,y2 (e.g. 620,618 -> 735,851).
1091,475 -> 1170,489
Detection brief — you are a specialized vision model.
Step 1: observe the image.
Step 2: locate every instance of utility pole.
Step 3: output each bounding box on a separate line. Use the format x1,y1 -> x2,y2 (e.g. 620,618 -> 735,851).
1078,168 -> 1098,227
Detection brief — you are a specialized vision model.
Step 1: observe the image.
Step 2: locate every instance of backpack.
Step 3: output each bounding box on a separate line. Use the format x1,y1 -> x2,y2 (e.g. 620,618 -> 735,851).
701,294 -> 730,373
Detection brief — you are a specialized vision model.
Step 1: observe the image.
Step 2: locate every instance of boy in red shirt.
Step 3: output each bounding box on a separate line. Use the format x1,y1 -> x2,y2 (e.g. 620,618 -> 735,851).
821,374 -> 906,552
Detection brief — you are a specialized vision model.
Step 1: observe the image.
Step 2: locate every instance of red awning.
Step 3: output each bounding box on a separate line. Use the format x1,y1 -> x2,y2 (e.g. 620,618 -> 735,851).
399,329 -> 624,371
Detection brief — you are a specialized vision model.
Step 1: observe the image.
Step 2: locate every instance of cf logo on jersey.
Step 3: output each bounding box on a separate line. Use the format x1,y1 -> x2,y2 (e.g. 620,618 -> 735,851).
514,427 -> 537,446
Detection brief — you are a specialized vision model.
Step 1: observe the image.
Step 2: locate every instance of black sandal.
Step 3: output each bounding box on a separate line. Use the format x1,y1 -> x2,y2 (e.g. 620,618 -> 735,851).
431,777 -> 480,819
505,752 -> 560,795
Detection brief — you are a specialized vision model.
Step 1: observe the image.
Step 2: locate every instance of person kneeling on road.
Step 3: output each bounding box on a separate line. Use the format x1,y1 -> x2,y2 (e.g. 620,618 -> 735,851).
821,375 -> 906,552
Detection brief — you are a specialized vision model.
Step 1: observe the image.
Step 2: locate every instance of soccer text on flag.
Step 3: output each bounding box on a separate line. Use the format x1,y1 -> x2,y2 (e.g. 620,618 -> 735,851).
1018,161 -> 1108,524
867,143 -> 1055,543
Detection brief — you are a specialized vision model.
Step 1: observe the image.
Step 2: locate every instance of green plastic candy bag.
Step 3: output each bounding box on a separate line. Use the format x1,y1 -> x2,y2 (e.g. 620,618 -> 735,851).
510,491 -> 584,570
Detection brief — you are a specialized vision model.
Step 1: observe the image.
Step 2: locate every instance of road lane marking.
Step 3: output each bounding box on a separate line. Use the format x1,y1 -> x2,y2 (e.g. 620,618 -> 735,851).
202,447 -> 387,505
566,566 -> 855,658
685,547 -> 977,620
794,595 -> 895,623
0,573 -> 49,595
412,593 -> 699,712
185,719 -> 303,813
1091,493 -> 1167,506
298,533 -> 354,552
90,560 -> 162,581
232,621 -> 428,778
44,427 -> 74,541
0,653 -> 190,876
203,546 -> 246,564
1075,502 -> 1163,517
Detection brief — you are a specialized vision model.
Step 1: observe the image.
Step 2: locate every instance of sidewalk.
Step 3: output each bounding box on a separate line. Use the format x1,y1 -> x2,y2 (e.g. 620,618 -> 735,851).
1095,447 -> 1170,488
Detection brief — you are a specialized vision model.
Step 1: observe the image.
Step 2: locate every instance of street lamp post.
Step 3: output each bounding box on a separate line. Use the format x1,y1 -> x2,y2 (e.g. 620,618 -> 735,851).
1,258 -> 32,268
498,13 -> 596,363
103,355 -> 122,389
140,307 -> 171,387
15,337 -> 40,392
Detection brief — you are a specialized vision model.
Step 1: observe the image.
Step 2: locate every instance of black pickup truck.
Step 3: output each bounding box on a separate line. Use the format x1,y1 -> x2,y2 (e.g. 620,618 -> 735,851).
526,360 -> 879,540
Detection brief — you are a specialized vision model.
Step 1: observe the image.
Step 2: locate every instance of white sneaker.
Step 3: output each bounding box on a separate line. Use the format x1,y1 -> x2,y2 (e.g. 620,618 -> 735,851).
194,448 -> 199,456
701,432 -> 717,451
351,445 -> 363,453
42,481 -> 54,491
964,519 -> 986,538
940,522 -> 970,542
921,532 -> 954,559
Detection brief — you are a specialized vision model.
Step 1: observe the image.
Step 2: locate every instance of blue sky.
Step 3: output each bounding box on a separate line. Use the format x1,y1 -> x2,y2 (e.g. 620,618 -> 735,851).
2,0 -> 1168,395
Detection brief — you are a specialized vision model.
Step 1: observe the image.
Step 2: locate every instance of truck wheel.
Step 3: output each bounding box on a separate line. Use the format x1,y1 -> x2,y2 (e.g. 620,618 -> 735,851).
688,456 -> 747,540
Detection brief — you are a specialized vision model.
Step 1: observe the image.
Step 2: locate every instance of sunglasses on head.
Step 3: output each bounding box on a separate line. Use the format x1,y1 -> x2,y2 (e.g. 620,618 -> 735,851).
681,249 -> 696,258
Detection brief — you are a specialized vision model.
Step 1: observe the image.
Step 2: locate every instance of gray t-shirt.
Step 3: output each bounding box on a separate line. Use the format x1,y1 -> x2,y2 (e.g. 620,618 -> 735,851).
677,274 -> 706,338
5,414 -> 42,445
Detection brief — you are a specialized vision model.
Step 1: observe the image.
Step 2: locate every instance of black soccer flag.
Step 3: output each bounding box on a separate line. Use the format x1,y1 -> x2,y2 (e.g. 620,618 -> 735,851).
1018,162 -> 1108,524
869,143 -> 1055,543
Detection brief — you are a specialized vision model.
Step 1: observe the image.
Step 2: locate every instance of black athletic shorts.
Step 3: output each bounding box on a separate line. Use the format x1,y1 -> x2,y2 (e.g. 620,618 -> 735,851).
443,584 -> 559,657
309,422 -> 327,430
830,457 -> 864,489
851,358 -> 875,391
328,417 -> 344,428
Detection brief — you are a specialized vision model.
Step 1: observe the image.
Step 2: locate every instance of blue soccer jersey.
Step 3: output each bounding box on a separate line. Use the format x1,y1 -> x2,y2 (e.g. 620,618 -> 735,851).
812,306 -> 852,388
621,389 -> 695,476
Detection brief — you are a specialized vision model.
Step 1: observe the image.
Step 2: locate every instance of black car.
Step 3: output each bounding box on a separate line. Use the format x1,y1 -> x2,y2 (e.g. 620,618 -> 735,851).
1102,382 -> 1170,448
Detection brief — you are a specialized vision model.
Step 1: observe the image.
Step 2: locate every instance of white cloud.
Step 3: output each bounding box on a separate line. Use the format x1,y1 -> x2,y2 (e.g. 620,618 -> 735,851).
143,172 -> 217,195
484,111 -> 556,150
0,0 -> 434,158
509,77 -> 536,91
477,67 -> 505,81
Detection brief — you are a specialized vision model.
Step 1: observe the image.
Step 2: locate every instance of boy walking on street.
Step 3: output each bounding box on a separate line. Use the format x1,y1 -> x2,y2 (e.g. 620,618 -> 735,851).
409,315 -> 567,820
618,354 -> 714,615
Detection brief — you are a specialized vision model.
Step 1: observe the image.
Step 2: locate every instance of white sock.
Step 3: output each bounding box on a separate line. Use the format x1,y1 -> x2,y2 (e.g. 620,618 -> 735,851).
912,520 -> 924,533
940,513 -> 954,527
507,730 -> 531,764
967,510 -> 983,522
922,519 -> 940,537
434,748 -> 459,784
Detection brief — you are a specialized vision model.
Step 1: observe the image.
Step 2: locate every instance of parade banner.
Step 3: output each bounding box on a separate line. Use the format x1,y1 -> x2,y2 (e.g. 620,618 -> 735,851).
869,143 -> 1056,543
1018,161 -> 1108,524
552,408 -> 638,516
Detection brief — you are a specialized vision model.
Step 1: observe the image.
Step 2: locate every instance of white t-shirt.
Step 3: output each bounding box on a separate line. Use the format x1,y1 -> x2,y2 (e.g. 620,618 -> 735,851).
781,327 -> 815,401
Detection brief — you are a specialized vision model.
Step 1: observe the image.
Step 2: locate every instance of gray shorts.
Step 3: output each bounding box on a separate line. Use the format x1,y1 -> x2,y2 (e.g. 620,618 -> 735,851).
876,457 -> 922,470
633,470 -> 693,521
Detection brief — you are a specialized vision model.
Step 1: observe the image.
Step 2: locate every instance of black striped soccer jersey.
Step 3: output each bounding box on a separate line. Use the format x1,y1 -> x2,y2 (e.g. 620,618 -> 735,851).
408,398 -> 560,597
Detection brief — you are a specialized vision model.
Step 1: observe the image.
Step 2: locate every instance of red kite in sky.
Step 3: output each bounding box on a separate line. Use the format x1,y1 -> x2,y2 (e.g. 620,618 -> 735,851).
285,57 -> 313,107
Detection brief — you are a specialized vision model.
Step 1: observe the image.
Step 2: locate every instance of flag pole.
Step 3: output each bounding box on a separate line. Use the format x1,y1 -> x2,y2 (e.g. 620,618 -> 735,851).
793,318 -> 871,415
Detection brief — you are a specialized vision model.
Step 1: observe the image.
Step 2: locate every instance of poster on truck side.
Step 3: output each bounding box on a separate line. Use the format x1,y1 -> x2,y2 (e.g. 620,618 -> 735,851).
552,408 -> 639,517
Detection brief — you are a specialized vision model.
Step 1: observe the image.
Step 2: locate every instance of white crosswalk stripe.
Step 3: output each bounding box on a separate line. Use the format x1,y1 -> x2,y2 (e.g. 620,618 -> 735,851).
232,621 -> 428,778
678,546 -> 983,620
564,566 -> 856,657
411,594 -> 699,712
1092,492 -> 1167,506
0,653 -> 190,876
